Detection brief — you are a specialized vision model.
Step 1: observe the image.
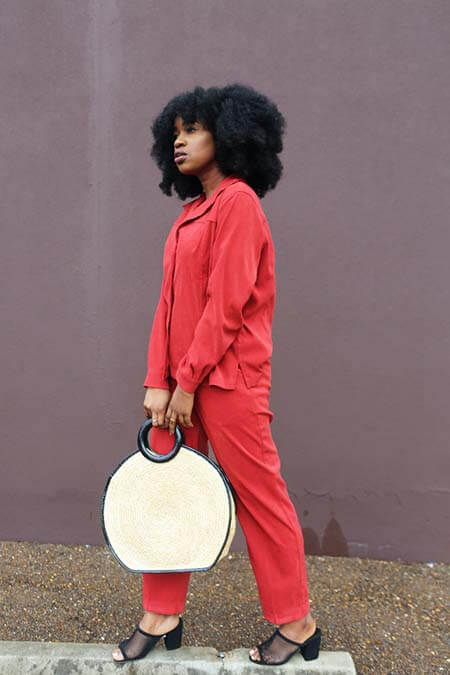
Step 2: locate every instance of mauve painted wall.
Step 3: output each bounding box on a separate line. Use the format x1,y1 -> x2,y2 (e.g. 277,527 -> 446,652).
1,1 -> 449,562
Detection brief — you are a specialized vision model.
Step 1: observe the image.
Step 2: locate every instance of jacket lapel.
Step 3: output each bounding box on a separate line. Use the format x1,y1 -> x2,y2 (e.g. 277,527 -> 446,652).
176,175 -> 242,227
162,175 -> 243,309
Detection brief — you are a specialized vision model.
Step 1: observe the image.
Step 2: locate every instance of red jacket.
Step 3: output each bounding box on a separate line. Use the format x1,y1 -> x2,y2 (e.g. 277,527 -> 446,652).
143,174 -> 276,393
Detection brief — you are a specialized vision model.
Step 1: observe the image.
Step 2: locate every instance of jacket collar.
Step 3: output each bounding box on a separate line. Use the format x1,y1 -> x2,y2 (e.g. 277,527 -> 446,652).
177,175 -> 243,225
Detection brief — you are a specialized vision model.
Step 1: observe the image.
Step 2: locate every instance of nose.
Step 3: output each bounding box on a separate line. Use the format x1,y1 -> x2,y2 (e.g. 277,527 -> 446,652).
174,133 -> 186,148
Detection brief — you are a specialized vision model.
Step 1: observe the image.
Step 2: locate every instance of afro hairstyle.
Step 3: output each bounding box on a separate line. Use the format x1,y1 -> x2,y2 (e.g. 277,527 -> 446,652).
148,82 -> 286,200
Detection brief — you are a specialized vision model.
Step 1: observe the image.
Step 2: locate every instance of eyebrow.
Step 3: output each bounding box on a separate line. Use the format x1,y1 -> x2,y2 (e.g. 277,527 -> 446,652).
173,121 -> 197,132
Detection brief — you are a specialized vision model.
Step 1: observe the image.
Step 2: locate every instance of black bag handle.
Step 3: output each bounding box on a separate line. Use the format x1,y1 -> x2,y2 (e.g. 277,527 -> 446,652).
137,418 -> 185,463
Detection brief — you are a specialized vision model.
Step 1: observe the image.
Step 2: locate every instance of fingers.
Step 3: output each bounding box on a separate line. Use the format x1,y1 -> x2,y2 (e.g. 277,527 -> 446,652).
154,412 -> 166,427
144,406 -> 167,427
144,405 -> 180,431
143,396 -> 194,434
143,388 -> 172,427
164,410 -> 194,435
144,409 -> 192,431
165,410 -> 177,436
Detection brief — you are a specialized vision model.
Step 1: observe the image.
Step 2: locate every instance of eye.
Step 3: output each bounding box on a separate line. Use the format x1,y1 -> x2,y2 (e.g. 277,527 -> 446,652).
173,125 -> 197,139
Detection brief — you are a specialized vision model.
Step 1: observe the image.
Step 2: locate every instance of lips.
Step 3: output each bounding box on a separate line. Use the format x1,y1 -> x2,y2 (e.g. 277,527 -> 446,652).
174,151 -> 187,159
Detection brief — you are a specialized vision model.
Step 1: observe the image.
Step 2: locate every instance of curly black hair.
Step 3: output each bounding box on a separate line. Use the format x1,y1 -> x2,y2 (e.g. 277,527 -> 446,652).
148,82 -> 286,200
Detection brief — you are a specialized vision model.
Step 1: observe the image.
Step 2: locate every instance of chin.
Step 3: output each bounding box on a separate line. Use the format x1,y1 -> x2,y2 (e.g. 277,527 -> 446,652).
178,166 -> 196,175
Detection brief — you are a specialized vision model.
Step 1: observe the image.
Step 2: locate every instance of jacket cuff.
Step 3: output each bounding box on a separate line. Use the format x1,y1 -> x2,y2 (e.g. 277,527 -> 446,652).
143,372 -> 170,389
174,368 -> 200,394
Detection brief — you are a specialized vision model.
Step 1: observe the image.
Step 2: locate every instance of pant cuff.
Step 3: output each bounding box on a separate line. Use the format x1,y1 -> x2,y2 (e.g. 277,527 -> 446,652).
263,600 -> 311,625
142,601 -> 185,615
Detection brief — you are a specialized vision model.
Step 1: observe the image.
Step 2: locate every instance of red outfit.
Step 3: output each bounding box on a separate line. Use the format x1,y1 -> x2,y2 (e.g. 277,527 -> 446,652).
142,175 -> 310,623
144,175 -> 274,392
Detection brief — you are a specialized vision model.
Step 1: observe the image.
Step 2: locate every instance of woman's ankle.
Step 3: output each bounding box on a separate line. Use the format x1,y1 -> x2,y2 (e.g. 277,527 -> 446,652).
141,610 -> 179,630
144,610 -> 179,618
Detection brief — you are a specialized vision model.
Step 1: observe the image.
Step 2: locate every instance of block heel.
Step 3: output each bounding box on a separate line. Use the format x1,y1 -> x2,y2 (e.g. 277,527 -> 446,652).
164,616 -> 183,650
299,627 -> 321,660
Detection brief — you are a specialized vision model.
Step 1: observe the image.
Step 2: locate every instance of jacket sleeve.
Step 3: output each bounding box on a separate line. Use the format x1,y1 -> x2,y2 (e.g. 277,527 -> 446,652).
175,191 -> 266,393
143,286 -> 170,389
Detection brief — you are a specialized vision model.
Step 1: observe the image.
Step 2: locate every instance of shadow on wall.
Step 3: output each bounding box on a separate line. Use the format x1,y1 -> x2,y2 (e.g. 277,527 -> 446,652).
303,516 -> 349,557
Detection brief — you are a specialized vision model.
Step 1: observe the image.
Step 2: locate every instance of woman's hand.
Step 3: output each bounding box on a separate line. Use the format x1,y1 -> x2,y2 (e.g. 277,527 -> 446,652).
143,387 -> 172,427
165,384 -> 195,435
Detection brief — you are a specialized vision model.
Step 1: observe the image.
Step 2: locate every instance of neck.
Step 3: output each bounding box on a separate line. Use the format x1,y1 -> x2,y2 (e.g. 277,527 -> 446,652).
198,167 -> 227,199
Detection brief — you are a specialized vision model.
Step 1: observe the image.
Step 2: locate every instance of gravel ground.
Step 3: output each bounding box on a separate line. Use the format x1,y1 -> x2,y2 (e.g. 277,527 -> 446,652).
0,541 -> 448,674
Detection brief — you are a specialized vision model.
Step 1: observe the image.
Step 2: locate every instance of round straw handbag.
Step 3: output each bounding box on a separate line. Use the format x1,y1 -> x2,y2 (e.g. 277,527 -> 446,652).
101,418 -> 237,573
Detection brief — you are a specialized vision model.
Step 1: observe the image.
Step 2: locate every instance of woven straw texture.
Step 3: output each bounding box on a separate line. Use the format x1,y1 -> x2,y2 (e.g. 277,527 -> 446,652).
103,445 -> 236,572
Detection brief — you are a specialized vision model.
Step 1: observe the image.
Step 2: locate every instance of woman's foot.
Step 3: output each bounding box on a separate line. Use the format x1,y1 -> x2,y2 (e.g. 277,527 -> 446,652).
249,612 -> 317,663
112,611 -> 180,662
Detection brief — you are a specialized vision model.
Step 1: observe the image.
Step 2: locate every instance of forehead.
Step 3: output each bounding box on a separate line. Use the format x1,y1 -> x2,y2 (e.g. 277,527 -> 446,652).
173,115 -> 200,129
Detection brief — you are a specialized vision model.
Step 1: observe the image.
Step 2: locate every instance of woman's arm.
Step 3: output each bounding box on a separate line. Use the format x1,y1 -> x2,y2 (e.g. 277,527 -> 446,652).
143,288 -> 170,390
175,191 -> 266,393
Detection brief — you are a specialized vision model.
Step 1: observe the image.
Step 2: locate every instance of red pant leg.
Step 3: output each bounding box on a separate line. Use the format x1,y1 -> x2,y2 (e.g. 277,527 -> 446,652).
194,366 -> 310,624
141,378 -> 209,614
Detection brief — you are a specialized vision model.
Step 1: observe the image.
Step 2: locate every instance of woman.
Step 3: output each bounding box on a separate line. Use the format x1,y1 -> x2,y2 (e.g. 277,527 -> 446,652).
112,83 -> 321,666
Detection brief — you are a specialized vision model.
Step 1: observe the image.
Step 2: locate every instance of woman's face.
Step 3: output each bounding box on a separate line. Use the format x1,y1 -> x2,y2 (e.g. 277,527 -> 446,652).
172,115 -> 217,176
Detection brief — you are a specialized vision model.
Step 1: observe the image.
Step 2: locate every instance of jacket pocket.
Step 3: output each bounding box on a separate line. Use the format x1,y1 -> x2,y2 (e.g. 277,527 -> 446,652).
177,219 -> 212,280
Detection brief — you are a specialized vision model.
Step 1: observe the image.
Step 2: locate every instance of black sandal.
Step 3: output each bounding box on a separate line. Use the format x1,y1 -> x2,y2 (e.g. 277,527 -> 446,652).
113,616 -> 183,663
249,625 -> 321,666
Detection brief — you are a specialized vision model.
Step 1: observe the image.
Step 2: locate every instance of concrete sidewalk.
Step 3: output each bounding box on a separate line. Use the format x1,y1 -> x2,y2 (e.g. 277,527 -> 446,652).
0,641 -> 356,674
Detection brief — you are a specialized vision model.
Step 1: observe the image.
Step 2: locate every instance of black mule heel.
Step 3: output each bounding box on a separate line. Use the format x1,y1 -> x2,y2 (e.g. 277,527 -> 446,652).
249,625 -> 321,666
299,627 -> 321,660
164,616 -> 183,650
113,616 -> 183,663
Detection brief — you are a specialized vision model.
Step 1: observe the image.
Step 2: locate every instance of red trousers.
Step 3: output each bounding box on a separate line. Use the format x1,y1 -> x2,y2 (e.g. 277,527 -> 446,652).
142,366 -> 311,625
